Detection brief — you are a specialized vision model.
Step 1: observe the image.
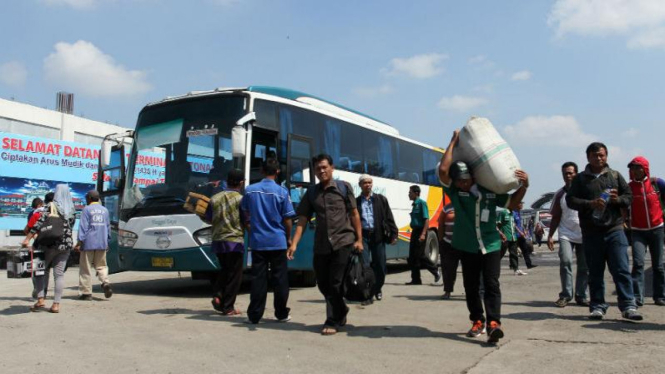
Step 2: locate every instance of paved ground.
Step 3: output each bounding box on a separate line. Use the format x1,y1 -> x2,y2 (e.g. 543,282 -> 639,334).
1,247 -> 663,374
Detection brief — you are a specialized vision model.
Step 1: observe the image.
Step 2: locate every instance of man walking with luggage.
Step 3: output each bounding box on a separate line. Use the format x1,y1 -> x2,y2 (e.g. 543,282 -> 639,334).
241,159 -> 295,323
548,162 -> 589,308
439,129 -> 530,344
406,185 -> 441,285
356,174 -> 398,304
566,142 -> 642,321
207,169 -> 246,316
75,190 -> 112,300
288,154 -> 363,335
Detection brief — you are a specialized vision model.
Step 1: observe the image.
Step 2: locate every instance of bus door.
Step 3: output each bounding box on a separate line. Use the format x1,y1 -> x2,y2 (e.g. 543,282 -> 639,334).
97,141 -> 126,273
286,134 -> 316,273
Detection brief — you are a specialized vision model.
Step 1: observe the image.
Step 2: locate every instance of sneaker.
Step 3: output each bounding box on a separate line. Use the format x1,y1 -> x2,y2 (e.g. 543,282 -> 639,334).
655,299 -> 665,306
466,320 -> 486,337
244,318 -> 259,324
102,282 -> 113,299
575,298 -> 589,307
589,309 -> 605,320
527,264 -> 538,269
78,294 -> 93,301
361,299 -> 374,306
277,315 -> 292,323
514,269 -> 528,276
375,292 -> 383,301
441,292 -> 451,300
622,308 -> 643,321
405,280 -> 423,285
554,298 -> 570,308
486,321 -> 504,344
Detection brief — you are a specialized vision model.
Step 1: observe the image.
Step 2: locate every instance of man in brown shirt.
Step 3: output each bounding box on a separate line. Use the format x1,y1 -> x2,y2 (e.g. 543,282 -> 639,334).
289,154 -> 363,335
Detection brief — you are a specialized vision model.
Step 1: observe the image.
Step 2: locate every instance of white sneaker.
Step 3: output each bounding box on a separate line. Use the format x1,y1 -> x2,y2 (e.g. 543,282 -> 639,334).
277,315 -> 292,323
514,269 -> 528,276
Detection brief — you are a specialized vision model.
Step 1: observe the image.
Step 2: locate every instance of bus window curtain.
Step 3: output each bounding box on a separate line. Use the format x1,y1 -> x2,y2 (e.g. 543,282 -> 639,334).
423,150 -> 439,185
279,107 -> 293,160
378,135 -> 394,178
323,119 -> 341,166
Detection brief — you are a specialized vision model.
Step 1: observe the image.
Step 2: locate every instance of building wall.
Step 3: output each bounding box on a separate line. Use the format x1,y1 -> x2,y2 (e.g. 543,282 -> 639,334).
0,98 -> 131,248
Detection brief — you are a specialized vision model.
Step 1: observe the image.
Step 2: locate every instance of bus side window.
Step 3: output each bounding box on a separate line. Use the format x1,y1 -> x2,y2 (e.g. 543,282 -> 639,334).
395,140 -> 423,184
363,131 -> 395,178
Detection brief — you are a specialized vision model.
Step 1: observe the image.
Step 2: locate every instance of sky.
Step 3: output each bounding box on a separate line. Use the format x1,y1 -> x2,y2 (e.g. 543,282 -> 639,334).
2,0 -> 665,205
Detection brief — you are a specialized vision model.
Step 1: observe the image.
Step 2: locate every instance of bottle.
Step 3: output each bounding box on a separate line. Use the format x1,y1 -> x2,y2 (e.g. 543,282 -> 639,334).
592,189 -> 611,220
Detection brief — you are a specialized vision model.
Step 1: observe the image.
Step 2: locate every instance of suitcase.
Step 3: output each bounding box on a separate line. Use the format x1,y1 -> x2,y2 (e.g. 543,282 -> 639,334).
6,248 -> 45,279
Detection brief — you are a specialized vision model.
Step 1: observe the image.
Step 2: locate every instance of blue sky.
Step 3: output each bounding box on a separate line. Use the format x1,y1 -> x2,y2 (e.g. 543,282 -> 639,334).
2,0 -> 665,204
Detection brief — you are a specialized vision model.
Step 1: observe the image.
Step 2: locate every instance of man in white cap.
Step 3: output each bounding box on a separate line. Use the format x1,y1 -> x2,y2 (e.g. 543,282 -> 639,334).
356,174 -> 398,304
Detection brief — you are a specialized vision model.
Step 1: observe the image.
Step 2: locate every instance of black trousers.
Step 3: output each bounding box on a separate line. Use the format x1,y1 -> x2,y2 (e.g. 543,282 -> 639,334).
247,250 -> 290,323
459,249 -> 502,324
408,227 -> 438,282
441,240 -> 460,293
517,237 -> 534,268
213,252 -> 244,313
501,241 -> 520,270
314,246 -> 352,327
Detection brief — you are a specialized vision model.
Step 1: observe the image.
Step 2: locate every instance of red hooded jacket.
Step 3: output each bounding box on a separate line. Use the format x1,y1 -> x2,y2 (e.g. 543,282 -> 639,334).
628,156 -> 664,230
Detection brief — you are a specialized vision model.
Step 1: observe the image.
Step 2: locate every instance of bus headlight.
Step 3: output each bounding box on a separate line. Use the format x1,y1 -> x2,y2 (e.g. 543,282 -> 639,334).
118,229 -> 138,248
194,227 -> 212,246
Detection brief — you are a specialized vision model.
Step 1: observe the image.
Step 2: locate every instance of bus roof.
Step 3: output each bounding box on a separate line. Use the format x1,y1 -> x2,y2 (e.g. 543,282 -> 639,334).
247,86 -> 386,124
144,86 -> 401,136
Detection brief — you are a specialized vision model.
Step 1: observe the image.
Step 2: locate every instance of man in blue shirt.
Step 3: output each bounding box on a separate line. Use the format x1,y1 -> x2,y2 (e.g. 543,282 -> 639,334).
514,202 -> 537,270
241,158 -> 296,324
75,190 -> 112,300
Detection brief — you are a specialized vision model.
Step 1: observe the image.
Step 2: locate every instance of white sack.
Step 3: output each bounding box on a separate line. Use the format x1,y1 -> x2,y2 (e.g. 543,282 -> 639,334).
453,117 -> 521,194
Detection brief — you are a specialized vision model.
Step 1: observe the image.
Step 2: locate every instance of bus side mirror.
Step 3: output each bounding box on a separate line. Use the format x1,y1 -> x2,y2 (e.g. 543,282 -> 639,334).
232,112 -> 256,157
101,140 -> 114,168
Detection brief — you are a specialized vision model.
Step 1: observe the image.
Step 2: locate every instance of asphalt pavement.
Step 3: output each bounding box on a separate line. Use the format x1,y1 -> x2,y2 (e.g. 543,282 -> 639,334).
1,246 -> 663,374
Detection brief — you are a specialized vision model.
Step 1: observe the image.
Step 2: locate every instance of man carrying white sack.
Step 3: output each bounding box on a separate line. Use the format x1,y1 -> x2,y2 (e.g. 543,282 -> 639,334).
438,129 -> 529,345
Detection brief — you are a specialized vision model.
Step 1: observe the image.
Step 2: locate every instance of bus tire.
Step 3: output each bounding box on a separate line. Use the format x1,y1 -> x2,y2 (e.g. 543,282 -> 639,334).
425,230 -> 440,265
301,270 -> 317,287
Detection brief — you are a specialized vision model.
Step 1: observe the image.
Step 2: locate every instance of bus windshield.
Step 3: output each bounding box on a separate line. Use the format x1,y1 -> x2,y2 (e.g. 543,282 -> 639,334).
121,95 -> 246,218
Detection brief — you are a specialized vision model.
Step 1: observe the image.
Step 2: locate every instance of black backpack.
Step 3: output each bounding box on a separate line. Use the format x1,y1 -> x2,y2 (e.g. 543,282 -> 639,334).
343,252 -> 376,302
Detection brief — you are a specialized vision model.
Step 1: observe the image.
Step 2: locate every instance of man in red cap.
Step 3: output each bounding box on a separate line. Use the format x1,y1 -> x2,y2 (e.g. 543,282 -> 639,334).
627,156 -> 665,306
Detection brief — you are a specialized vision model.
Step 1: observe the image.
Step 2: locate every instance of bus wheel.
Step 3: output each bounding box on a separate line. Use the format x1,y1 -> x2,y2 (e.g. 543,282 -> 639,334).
301,271 -> 317,287
425,230 -> 440,265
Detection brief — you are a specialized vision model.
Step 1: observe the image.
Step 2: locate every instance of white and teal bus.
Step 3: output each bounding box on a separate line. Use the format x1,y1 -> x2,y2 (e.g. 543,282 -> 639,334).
98,86 -> 447,285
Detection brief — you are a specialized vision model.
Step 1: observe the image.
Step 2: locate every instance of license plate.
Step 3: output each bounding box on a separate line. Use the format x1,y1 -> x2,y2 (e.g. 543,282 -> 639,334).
151,257 -> 174,268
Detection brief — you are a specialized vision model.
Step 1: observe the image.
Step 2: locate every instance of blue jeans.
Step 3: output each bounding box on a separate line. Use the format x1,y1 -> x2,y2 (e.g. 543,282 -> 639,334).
361,237 -> 386,296
583,230 -> 636,312
558,239 -> 589,301
631,227 -> 665,303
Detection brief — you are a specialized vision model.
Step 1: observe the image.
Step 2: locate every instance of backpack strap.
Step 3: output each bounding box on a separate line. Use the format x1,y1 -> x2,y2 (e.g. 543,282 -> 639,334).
307,180 -> 352,213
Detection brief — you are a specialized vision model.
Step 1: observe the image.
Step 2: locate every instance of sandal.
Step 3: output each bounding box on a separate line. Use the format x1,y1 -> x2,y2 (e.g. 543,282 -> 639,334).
49,304 -> 60,314
321,325 -> 337,336
30,302 -> 46,312
221,309 -> 242,316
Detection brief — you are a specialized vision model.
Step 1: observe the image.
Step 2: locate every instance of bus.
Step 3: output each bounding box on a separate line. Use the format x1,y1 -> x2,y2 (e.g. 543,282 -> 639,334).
97,86 -> 446,285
